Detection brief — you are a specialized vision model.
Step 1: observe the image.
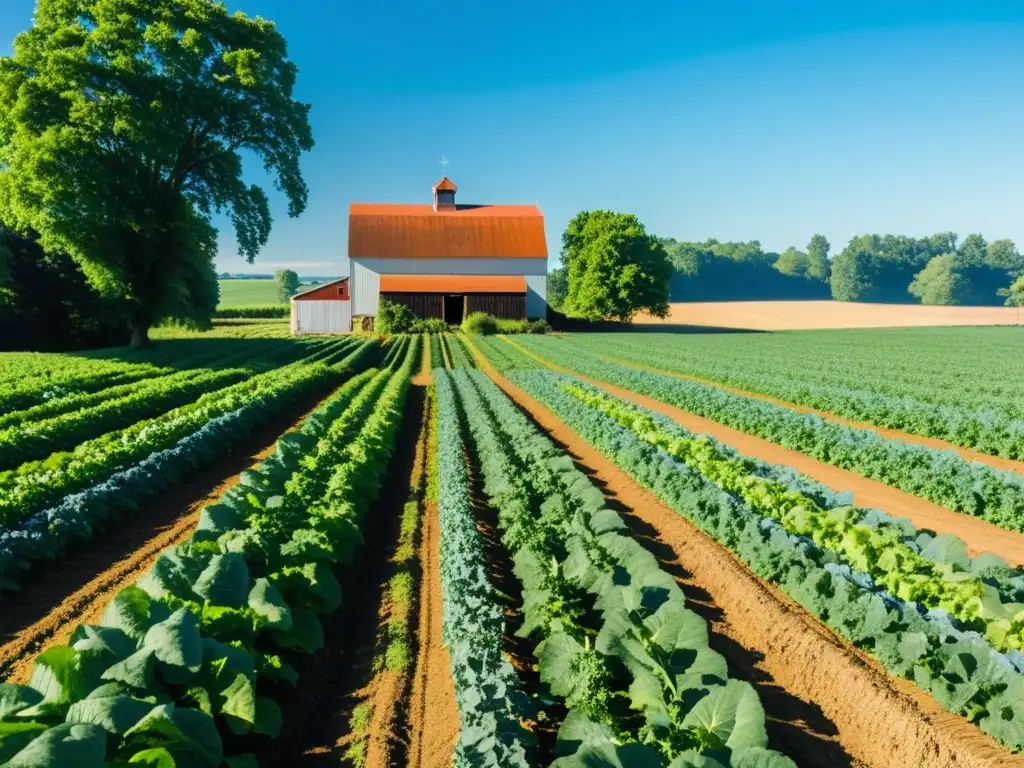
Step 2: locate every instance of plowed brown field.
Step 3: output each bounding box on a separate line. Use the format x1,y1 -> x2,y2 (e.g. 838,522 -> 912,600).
634,300 -> 1022,330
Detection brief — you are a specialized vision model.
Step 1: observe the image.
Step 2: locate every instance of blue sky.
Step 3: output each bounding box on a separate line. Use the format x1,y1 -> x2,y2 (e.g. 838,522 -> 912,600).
2,1 -> 1024,276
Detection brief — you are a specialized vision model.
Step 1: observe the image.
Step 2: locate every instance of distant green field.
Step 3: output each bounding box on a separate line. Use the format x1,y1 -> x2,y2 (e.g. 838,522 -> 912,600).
217,279 -> 315,307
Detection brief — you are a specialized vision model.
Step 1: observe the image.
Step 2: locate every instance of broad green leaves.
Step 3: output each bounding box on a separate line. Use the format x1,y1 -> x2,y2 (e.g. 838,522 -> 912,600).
1,339 -> 418,766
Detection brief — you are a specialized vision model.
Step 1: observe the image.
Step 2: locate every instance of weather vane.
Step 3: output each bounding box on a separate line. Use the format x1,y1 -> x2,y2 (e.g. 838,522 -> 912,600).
438,154 -> 449,170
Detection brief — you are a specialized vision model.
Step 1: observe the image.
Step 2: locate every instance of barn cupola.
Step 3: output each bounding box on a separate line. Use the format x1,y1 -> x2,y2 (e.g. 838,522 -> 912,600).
432,176 -> 457,212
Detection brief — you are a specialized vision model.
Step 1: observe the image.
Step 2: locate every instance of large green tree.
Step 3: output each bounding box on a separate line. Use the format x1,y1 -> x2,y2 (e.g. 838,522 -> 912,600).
806,234 -> 831,280
774,247 -> 809,277
561,211 -> 671,323
1001,275 -> 1024,307
546,266 -> 568,311
908,254 -> 963,305
0,0 -> 313,346
276,269 -> 301,302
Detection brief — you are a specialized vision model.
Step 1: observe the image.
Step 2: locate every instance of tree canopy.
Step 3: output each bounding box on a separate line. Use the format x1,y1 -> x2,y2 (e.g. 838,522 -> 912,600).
908,254 -> 963,305
1001,275 -> 1024,307
276,269 -> 301,302
0,0 -> 313,346
561,210 -> 671,323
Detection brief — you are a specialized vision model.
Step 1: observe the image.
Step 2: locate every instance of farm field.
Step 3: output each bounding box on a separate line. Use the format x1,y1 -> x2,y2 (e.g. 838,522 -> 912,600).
633,299 -> 1023,330
3,325 -> 1024,768
217,279 -> 318,308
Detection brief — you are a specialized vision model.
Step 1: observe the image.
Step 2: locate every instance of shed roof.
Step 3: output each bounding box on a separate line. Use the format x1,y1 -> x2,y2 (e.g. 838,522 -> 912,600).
291,277 -> 348,300
379,275 -> 526,294
349,203 -> 547,259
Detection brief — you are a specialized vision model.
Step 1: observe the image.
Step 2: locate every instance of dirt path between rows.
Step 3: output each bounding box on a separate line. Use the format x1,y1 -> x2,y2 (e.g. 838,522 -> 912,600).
596,348 -> 1024,477
406,349 -> 460,767
0,388 -> 339,684
466,339 -> 1024,768
505,337 -> 1024,567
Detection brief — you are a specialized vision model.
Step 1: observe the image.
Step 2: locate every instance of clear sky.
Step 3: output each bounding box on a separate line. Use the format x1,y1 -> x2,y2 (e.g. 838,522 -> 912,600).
2,1 -> 1023,276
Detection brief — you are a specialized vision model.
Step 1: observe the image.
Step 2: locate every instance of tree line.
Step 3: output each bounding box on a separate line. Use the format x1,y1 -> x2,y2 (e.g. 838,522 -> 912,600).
548,222 -> 1024,322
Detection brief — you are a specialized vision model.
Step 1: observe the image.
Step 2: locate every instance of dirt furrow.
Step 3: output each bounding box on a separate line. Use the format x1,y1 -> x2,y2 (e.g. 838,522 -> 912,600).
504,336 -> 1024,567
467,337 -> 1024,768
0,388 -> 339,684
597,348 -> 1024,476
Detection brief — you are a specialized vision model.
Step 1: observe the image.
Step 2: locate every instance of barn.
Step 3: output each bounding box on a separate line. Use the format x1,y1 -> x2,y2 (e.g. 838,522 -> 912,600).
290,277 -> 351,335
348,177 -> 548,330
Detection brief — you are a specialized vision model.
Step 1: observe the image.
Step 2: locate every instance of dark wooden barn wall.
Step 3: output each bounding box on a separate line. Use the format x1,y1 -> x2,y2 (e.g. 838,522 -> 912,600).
381,292 -> 526,320
466,294 -> 526,319
380,292 -> 443,318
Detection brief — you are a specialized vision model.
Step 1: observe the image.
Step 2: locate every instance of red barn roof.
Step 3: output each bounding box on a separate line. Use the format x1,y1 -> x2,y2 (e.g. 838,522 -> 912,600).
349,203 -> 547,259
379,275 -> 526,293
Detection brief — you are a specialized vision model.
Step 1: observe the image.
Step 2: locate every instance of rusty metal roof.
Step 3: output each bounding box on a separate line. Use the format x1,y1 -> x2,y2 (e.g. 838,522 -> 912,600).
349,203 -> 547,259
379,275 -> 527,294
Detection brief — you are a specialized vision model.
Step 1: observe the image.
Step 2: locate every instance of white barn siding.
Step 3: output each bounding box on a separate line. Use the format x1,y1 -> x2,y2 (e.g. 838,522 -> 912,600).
350,257 -> 548,318
292,300 -> 351,334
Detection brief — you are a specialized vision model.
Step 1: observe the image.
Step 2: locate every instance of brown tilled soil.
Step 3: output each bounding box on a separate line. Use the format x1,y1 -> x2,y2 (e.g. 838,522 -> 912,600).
634,300 -> 1023,330
406,501 -> 460,767
465,337 -> 1024,768
506,338 -> 1024,567
0,388 -> 339,684
600,350 -> 1024,477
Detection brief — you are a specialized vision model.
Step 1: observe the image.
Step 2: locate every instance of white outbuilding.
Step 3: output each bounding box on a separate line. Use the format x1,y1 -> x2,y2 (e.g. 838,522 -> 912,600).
290,277 -> 351,334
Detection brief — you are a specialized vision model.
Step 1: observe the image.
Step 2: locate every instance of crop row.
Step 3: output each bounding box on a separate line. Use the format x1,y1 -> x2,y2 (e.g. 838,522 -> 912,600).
444,334 -> 477,370
433,372 -> 537,767
559,380 -> 1024,653
440,368 -> 796,767
570,330 -> 1024,419
0,336 -> 419,767
0,335 -> 336,418
0,342 -> 379,592
0,368 -> 254,471
0,340 -> 375,530
511,335 -> 1024,535
566,334 -> 1024,460
499,365 -> 1024,750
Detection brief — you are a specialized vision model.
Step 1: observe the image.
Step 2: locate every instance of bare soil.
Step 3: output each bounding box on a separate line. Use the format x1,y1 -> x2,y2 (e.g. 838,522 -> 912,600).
0,388 -> 338,684
406,497 -> 460,767
393,345 -> 461,768
507,338 -> 1024,567
280,367 -> 437,767
467,341 -> 1024,768
634,300 -> 1023,331
601,350 -> 1024,477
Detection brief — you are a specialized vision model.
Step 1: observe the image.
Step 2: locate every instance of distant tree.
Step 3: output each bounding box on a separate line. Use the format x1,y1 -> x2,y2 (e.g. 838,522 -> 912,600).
957,233 -> 988,268
806,234 -> 831,281
276,269 -> 301,302
774,247 -> 810,278
830,241 -> 875,301
1000,275 -> 1024,307
908,254 -> 963,305
547,266 -> 568,311
561,211 -> 671,323
986,239 -> 1023,273
0,0 -> 313,346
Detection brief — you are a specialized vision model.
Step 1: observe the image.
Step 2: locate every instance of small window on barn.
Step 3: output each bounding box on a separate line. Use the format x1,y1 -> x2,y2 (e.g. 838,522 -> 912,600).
436,190 -> 454,206
338,287 -> 344,295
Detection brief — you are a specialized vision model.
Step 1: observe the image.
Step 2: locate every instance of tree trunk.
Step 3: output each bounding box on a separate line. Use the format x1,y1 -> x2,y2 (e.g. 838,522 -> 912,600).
130,322 -> 153,349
